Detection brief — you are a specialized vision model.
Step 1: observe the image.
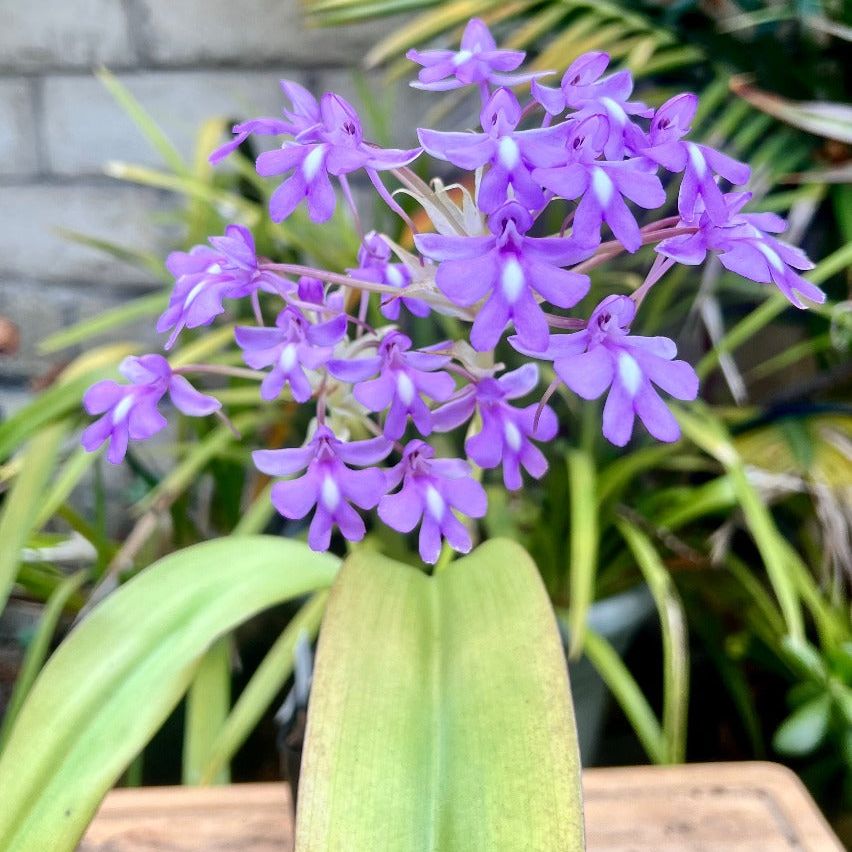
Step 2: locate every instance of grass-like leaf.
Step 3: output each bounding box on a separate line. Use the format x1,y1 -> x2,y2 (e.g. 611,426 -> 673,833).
616,519 -> 689,764
566,449 -> 598,658
0,536 -> 338,852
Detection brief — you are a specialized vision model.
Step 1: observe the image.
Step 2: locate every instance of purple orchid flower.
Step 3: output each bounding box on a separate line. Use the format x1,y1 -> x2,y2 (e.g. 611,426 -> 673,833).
628,93 -> 751,224
235,306 -> 346,402
532,52 -> 652,158
209,80 -> 322,164
415,201 -> 591,352
378,440 -> 487,564
432,363 -> 556,490
419,87 -> 570,213
157,245 -> 236,349
657,192 -> 824,308
407,18 -> 542,95
82,355 -> 220,464
349,232 -> 429,320
512,295 -> 698,446
158,225 -> 286,349
255,93 -> 420,223
532,115 -> 667,252
327,332 -> 455,440
253,425 -> 392,551
208,224 -> 286,295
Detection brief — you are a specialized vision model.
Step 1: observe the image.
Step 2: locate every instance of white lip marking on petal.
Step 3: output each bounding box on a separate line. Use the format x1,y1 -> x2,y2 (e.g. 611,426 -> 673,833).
184,280 -> 207,308
498,136 -> 520,169
396,372 -> 415,406
504,419 -> 522,452
756,242 -> 785,272
501,258 -> 525,303
601,97 -> 626,124
686,143 -> 706,178
425,485 -> 445,520
453,49 -> 473,66
279,344 -> 297,372
591,167 -> 614,206
385,266 -> 404,287
617,352 -> 643,396
112,394 -> 134,425
321,475 -> 340,510
302,145 -> 325,181
206,263 -> 222,274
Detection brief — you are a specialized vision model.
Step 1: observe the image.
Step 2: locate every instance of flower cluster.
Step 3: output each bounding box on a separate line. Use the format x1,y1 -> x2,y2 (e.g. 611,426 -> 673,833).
81,18 -> 824,563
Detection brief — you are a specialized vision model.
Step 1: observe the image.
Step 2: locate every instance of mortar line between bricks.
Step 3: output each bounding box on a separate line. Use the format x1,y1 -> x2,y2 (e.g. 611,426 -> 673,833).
121,0 -> 153,66
0,174 -> 163,188
0,277 -> 161,297
0,61 -> 370,80
27,77 -> 50,177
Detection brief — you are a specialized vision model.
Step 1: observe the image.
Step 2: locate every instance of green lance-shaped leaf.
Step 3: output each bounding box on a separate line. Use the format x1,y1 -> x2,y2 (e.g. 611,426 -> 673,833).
39,291 -> 168,354
296,539 -> 585,852
197,591 -> 329,785
0,423 -> 68,614
616,520 -> 689,765
97,68 -> 187,175
676,404 -> 804,641
580,628 -> 666,765
773,694 -> 832,756
0,570 -> 87,750
0,536 -> 338,852
182,636 -> 232,786
566,449 -> 598,659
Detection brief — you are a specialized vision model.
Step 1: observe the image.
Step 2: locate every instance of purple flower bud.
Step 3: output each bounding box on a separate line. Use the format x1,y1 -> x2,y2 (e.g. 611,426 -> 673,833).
407,18 -> 542,93
415,200 -> 591,352
328,331 -> 455,440
253,425 -> 392,551
350,232 -> 429,320
512,296 -> 698,446
433,363 -> 557,490
379,440 -> 487,564
235,306 -> 345,402
158,225 -> 287,350
532,116 -> 667,252
81,355 -> 220,464
657,192 -> 824,308
157,246 -> 235,349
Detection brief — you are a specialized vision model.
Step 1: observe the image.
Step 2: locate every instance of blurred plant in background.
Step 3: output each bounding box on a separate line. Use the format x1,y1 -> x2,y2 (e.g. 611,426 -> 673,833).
0,0 -> 849,841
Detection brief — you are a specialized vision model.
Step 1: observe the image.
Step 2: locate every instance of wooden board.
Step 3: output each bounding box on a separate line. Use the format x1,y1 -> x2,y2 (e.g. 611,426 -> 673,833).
80,762 -> 842,851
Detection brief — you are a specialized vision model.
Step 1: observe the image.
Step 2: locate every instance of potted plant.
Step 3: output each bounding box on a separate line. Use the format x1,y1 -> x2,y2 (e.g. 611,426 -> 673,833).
0,18 -> 835,850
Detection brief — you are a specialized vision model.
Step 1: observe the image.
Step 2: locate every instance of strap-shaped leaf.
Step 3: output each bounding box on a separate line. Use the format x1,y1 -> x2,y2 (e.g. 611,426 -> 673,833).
296,538 -> 584,851
0,536 -> 338,852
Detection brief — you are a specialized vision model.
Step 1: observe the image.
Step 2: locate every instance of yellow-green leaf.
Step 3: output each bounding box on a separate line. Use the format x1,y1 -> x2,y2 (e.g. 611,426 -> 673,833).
296,539 -> 584,851
0,536 -> 338,852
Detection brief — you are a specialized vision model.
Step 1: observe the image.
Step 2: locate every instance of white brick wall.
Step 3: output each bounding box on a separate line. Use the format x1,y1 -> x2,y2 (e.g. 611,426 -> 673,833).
0,79 -> 40,176
0,1 -> 412,391
132,0 -> 395,67
42,69 -> 309,175
0,182 -> 172,286
0,2 -> 135,71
